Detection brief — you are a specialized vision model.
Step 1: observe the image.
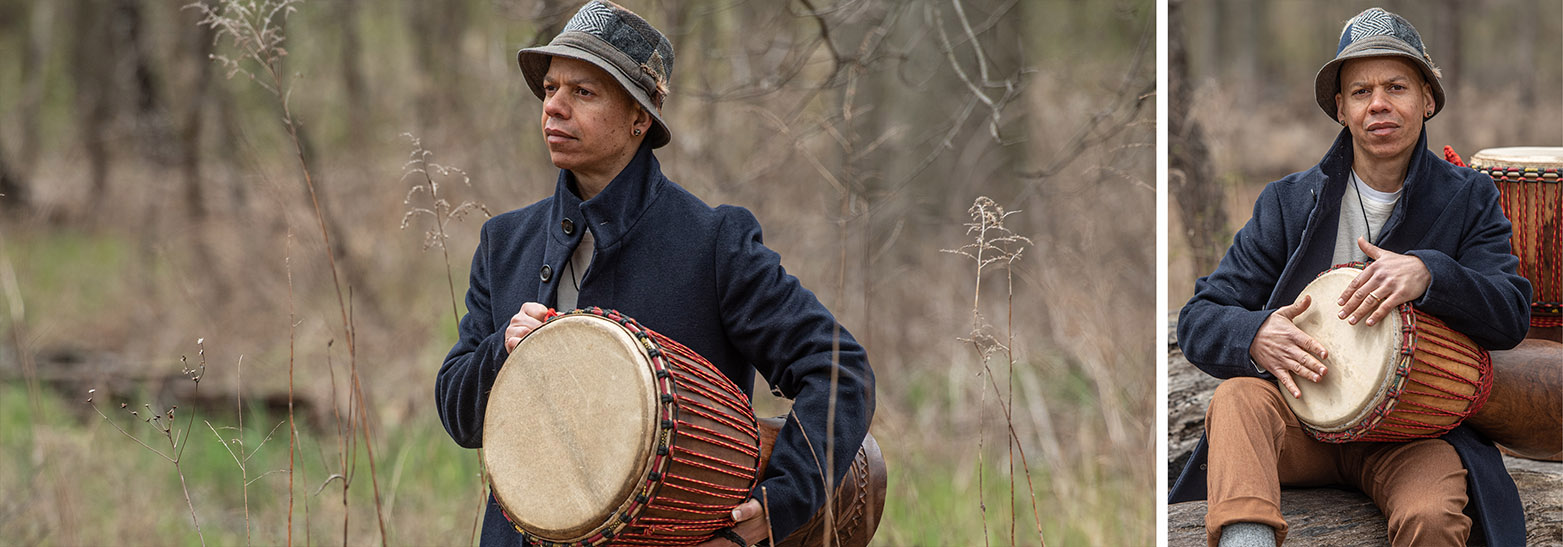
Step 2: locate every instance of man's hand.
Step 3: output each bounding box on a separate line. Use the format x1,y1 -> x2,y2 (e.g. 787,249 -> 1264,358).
694,499 -> 770,547
504,302 -> 552,353
1336,237 -> 1431,327
1251,295 -> 1329,399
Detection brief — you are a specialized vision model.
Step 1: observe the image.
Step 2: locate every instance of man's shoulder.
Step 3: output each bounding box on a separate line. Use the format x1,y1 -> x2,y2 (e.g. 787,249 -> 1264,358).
646,178 -> 761,229
1252,164 -> 1330,209
486,196 -> 554,227
1417,152 -> 1495,195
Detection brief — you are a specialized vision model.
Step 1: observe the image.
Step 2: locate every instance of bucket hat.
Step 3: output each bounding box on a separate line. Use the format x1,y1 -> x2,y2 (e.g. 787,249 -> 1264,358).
518,1 -> 675,148
1315,7 -> 1444,121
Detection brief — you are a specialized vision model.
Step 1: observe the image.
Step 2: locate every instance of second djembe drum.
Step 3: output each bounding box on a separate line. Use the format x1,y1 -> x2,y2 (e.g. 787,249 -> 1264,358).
1470,147 -> 1563,328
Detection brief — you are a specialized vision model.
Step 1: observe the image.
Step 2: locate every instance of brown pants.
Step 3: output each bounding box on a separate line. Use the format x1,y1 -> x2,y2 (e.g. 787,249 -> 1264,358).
1203,377 -> 1471,546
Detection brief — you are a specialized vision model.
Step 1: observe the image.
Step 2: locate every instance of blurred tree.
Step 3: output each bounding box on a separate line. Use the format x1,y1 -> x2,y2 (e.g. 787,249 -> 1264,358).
70,0 -> 113,211
1170,0 -> 1226,279
0,135 -> 23,213
339,0 -> 368,152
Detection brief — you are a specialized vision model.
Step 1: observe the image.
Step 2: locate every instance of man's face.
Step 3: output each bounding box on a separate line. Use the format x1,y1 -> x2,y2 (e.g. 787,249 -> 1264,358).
1334,56 -> 1435,163
540,56 -> 648,176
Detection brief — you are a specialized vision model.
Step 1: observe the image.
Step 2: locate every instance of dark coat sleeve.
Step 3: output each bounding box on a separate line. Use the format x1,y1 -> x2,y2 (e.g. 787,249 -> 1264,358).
1177,185 -> 1289,379
435,222 -> 512,449
713,206 -> 876,540
1406,178 -> 1531,350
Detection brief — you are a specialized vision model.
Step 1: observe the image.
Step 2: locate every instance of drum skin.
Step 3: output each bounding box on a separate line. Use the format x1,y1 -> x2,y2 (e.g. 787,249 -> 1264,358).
1468,338 -> 1563,461
755,417 -> 886,547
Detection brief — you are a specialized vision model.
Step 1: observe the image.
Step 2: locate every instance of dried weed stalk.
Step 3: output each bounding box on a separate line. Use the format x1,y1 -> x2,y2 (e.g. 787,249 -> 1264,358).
397,133 -> 492,545
190,0 -> 387,544
399,133 -> 491,323
204,355 -> 289,546
86,340 -> 212,547
943,196 -> 1044,546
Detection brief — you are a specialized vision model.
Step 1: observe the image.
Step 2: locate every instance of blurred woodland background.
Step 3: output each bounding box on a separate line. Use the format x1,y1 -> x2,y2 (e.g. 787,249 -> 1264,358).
1169,0 -> 1563,309
0,0 -> 1153,545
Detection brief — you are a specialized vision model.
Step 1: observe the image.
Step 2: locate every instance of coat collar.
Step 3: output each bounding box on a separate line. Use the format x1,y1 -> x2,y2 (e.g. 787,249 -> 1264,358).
547,140 -> 665,249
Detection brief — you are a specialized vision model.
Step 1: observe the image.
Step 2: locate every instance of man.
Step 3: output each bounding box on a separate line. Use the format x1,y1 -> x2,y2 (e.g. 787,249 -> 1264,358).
1169,8 -> 1531,547
433,2 -> 875,546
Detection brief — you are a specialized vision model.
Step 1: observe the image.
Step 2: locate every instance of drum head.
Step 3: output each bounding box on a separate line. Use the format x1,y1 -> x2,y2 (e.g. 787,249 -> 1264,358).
483,314 -> 658,540
1470,147 -> 1563,167
1287,268 -> 1407,431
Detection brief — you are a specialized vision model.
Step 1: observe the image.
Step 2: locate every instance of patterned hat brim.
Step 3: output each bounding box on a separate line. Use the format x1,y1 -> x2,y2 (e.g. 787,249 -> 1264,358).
518,39 -> 673,149
1314,36 -> 1446,122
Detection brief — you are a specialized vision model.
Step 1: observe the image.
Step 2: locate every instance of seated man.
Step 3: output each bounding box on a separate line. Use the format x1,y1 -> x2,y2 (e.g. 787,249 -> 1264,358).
1169,7 -> 1530,547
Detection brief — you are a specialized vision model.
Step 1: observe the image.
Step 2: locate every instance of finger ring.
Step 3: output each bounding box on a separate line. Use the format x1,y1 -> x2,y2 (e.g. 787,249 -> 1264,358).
1365,293 -> 1382,302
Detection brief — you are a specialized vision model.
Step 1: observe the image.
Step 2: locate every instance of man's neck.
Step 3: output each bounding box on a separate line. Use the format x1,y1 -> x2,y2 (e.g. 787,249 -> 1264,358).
570,148 -> 641,201
1349,148 -> 1413,194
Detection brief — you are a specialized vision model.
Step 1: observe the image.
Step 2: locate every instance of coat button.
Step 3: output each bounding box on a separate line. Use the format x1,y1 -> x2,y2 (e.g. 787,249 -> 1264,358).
540,265 -> 553,282
561,218 -> 575,235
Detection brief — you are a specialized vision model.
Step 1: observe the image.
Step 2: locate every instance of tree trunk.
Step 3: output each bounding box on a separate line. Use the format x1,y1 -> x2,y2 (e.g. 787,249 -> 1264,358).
0,135 -> 23,214
71,0 -> 113,213
339,0 -> 369,152
1169,0 -> 1228,279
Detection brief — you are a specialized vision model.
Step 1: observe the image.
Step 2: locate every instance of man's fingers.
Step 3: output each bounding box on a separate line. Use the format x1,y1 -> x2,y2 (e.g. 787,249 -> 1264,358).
1274,369 -> 1302,399
731,499 -> 762,522
1339,275 -> 1387,324
1287,350 -> 1326,381
520,302 -> 551,321
1358,236 -> 1383,259
1364,290 -> 1399,326
1277,295 -> 1312,319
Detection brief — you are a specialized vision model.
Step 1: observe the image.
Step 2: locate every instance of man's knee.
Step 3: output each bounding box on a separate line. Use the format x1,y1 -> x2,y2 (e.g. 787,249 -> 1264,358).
1386,498 -> 1470,545
1207,377 -> 1286,425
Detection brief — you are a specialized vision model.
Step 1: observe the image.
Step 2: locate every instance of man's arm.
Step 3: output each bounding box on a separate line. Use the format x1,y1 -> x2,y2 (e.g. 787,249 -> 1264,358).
1178,184 -> 1295,379
435,226 -> 510,449
1405,181 -> 1531,349
713,206 -> 875,541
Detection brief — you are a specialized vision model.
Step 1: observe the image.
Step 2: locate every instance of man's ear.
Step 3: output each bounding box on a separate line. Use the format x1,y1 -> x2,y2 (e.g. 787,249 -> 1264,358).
633,104 -> 653,136
1335,93 -> 1347,126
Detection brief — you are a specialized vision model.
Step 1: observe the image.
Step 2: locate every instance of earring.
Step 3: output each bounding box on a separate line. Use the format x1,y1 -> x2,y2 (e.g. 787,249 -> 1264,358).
633,128 -> 643,136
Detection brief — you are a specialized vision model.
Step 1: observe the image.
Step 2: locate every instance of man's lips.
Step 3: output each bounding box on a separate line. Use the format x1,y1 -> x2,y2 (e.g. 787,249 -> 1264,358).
545,128 -> 576,144
1365,120 -> 1400,137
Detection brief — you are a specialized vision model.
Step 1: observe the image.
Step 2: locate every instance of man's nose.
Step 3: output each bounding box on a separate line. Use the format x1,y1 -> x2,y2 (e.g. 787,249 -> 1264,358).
1367,88 -> 1392,114
543,92 -> 568,118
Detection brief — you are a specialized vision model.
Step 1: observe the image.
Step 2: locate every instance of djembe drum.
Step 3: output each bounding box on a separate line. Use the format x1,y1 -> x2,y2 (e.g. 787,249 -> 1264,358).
1285,267 -> 1493,443
1469,147 -> 1563,331
484,307 -> 888,546
484,308 -> 762,545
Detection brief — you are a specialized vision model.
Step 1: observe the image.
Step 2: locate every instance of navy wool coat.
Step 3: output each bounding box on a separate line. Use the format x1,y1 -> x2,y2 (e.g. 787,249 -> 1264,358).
1169,128 -> 1531,545
436,142 -> 876,545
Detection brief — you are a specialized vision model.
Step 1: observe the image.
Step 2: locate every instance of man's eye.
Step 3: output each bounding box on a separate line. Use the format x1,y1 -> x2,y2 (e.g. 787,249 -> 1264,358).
576,88 -> 594,97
